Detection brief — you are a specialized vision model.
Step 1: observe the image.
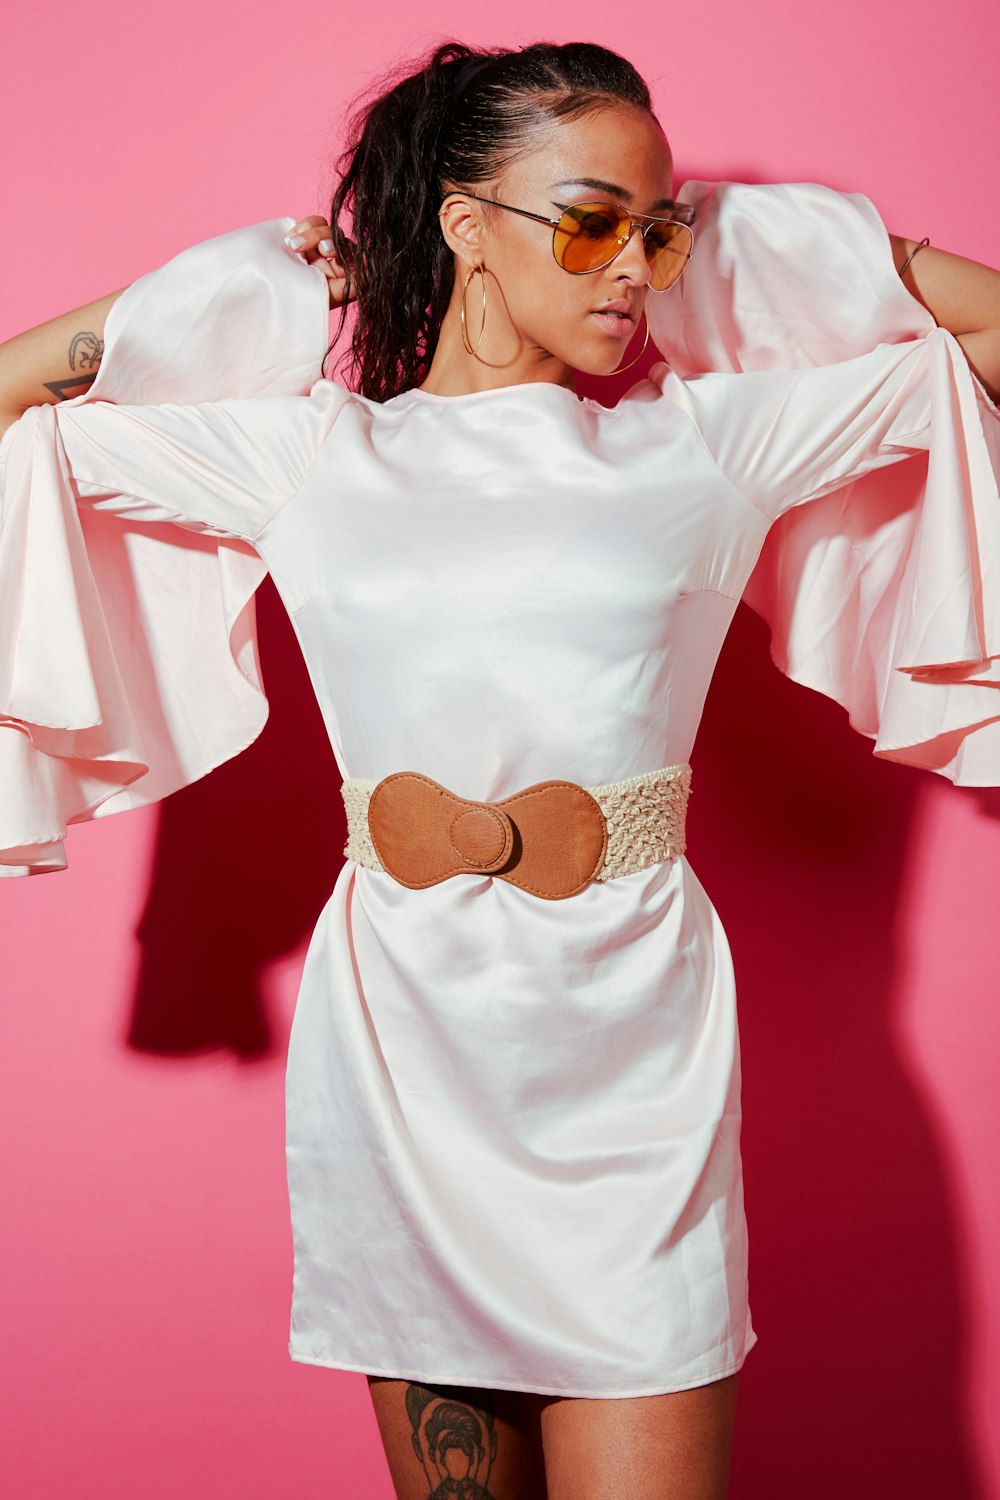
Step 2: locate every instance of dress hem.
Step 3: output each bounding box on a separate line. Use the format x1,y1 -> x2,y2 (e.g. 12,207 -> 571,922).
286,1328 -> 758,1399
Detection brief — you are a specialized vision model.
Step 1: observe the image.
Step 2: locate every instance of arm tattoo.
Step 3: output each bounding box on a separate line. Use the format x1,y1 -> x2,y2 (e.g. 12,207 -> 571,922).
42,329 -> 104,402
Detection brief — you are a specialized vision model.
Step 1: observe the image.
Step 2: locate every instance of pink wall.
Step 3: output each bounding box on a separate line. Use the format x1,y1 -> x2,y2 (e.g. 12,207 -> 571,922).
2,2 -> 998,1495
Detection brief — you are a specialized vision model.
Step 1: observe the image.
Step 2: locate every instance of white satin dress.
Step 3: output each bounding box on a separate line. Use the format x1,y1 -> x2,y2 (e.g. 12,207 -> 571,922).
2,181 -> 998,1398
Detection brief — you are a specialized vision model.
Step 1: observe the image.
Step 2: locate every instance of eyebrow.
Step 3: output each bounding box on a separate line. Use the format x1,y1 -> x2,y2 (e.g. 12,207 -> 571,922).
549,177 -> 676,211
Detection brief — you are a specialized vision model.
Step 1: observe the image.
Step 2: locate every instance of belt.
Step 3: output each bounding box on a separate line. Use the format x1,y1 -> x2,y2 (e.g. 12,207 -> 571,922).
340,763 -> 692,900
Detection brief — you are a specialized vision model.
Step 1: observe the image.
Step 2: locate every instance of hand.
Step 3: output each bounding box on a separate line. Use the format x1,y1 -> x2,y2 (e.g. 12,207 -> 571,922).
283,216 -> 357,310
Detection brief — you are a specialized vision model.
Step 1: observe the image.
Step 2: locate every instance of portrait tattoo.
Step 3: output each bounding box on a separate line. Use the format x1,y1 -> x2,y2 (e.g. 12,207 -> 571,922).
405,1382 -> 501,1498
43,329 -> 104,402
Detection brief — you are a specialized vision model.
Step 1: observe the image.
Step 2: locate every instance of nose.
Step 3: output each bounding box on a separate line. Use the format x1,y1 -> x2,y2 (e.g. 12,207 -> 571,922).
607,223 -> 652,287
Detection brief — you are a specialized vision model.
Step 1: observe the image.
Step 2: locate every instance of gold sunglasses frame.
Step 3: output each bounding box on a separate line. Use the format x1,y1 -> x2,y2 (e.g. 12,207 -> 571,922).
454,192 -> 696,292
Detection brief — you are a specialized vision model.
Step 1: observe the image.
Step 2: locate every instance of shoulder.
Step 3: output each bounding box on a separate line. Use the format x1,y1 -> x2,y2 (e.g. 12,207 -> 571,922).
640,358 -> 746,425
302,375 -> 355,419
643,355 -> 801,418
262,376 -> 356,452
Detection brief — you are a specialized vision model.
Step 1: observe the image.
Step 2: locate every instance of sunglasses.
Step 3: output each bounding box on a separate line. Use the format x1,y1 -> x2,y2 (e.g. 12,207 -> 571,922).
457,192 -> 696,292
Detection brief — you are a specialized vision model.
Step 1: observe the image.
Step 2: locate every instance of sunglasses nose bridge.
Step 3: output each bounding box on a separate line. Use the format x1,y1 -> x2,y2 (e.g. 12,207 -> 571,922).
606,215 -> 652,278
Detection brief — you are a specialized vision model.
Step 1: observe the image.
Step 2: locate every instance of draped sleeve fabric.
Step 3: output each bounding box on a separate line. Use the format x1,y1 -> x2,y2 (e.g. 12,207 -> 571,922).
52,391 -> 344,541
654,332 -> 938,521
645,179 -> 1000,785
0,217 -> 334,876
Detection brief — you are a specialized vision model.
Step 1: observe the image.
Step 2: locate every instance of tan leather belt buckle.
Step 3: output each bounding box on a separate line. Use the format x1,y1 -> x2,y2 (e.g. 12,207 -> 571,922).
367,771 -> 609,900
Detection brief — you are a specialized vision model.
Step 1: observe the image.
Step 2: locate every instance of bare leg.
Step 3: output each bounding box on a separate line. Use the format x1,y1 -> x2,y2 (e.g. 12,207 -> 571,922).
539,1371 -> 740,1500
366,1375 -> 549,1500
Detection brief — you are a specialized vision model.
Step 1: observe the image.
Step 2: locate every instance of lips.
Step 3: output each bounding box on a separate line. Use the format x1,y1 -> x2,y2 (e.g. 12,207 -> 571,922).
593,300 -> 636,322
591,303 -> 639,338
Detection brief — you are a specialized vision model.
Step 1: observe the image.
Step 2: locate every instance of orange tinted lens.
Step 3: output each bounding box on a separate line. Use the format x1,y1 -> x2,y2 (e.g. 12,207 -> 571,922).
553,204 -> 692,288
553,203 -> 630,274
644,222 -> 693,290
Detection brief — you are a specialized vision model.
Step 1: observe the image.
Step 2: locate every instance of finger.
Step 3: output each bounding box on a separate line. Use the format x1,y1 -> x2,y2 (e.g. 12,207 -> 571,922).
283,216 -> 334,256
312,240 -> 349,276
296,233 -> 341,268
317,236 -> 357,275
314,255 -> 342,280
308,256 -> 351,311
287,219 -> 354,270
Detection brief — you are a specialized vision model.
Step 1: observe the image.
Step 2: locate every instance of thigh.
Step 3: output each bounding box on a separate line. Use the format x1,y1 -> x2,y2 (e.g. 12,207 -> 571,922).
538,1371 -> 740,1500
366,1375 -> 549,1500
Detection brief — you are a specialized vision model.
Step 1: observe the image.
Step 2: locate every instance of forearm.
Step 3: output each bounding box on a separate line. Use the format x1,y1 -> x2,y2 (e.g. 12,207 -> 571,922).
889,233 -> 1000,404
0,288 -> 127,436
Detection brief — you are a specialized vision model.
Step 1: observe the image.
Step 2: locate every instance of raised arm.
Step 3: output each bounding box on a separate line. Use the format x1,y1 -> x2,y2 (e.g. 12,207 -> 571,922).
0,217 -> 341,876
662,327 -> 951,523
0,289 -> 127,437
888,232 -> 1000,403
44,391 -> 344,542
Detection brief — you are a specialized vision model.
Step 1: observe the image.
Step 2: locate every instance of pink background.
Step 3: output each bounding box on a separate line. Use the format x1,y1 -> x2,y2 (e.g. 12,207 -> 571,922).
2,2 -> 999,1495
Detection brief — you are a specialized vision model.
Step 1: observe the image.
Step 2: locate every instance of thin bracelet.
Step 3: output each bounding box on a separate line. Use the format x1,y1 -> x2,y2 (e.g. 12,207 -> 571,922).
898,236 -> 931,279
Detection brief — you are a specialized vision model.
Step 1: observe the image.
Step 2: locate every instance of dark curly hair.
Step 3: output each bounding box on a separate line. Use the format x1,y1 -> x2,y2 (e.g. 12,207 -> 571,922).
322,40 -> 655,403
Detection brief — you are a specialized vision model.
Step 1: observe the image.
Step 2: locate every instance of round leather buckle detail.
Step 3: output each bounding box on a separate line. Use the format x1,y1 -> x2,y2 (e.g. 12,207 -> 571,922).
448,805 -> 514,870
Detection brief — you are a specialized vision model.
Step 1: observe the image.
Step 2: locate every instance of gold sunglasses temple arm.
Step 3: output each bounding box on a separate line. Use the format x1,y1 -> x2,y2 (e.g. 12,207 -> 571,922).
461,192 -> 561,230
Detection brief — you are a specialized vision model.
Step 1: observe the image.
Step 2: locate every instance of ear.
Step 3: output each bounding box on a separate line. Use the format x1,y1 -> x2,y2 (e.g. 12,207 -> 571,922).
438,192 -> 488,267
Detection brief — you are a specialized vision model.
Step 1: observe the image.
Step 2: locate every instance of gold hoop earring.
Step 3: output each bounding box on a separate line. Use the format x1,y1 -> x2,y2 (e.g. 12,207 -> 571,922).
461,263 -> 488,357
593,312 -> 651,377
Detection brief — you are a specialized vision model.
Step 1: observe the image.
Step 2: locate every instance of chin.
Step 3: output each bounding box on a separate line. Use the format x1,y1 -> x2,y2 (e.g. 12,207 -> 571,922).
574,353 -> 634,380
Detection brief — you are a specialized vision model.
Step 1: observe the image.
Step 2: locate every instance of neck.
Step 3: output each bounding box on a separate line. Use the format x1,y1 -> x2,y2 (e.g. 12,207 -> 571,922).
417,286 -> 577,398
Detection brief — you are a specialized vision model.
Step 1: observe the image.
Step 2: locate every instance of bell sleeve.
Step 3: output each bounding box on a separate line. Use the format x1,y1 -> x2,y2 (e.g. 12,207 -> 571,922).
0,217 -> 334,876
645,179 -> 1000,785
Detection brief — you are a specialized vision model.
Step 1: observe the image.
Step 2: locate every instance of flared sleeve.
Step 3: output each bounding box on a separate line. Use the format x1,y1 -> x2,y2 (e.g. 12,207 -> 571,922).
0,217 -> 333,875
645,179 -> 1000,785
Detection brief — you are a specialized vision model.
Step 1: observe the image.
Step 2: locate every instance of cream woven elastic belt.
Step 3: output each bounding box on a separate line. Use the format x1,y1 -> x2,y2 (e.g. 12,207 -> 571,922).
340,763 -> 692,900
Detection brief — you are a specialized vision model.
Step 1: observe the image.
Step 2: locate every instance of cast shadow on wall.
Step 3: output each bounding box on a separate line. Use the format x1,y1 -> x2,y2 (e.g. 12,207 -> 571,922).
693,599 -> 989,1499
124,576 -> 343,1059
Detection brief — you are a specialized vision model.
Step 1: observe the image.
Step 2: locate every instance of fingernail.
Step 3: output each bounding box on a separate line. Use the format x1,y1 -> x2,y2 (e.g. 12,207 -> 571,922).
318,239 -> 334,255
285,233 -> 305,250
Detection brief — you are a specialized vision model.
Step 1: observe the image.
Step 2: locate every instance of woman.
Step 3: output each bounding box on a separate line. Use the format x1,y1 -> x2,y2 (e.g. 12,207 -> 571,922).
2,38 -> 999,1500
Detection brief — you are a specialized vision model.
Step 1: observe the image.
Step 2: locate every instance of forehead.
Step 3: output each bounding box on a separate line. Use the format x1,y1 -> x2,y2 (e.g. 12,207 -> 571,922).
512,106 -> 674,202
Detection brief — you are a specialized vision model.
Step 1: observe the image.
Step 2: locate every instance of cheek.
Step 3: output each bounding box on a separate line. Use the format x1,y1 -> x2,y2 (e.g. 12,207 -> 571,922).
490,239 -> 595,353
510,262 -> 593,342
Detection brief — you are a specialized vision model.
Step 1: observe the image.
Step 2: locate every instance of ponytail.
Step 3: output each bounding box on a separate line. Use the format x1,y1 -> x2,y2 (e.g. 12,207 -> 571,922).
323,39 -> 654,403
